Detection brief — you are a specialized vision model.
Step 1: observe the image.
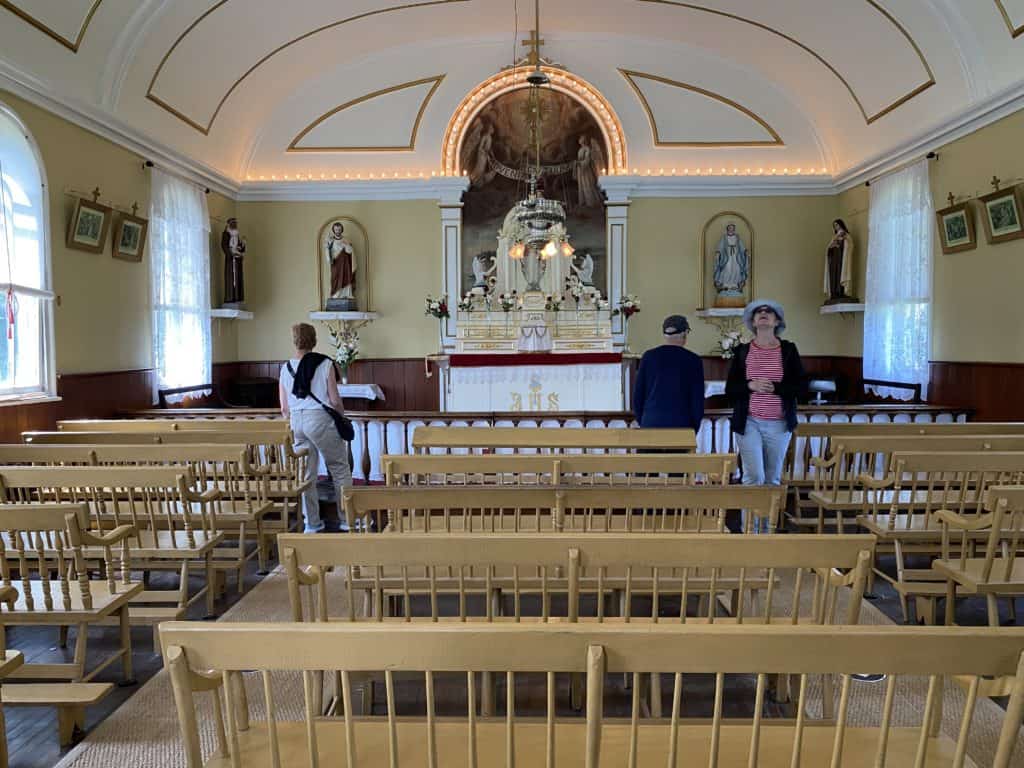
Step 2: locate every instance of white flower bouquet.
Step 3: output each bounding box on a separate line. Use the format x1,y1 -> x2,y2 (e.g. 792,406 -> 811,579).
327,322 -> 360,368
717,329 -> 743,359
545,294 -> 563,312
613,294 -> 641,319
424,294 -> 450,319
456,293 -> 474,312
497,291 -> 518,312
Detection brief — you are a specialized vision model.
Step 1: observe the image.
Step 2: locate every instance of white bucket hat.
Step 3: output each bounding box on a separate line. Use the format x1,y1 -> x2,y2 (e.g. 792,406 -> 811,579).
743,299 -> 786,335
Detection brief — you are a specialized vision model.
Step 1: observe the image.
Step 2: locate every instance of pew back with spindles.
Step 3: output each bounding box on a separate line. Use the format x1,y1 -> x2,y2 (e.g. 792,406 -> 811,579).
411,426 -> 696,453
57,419 -> 287,433
344,485 -> 784,534
282,532 -> 873,626
161,622 -> 1024,768
382,453 -> 736,486
0,466 -> 217,549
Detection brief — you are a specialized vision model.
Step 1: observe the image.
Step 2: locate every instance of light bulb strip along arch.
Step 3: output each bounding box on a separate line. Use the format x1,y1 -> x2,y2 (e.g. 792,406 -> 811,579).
441,66 -> 627,178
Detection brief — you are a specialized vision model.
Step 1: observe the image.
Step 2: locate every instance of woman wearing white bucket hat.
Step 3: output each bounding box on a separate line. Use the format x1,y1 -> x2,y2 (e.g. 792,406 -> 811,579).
725,299 -> 806,532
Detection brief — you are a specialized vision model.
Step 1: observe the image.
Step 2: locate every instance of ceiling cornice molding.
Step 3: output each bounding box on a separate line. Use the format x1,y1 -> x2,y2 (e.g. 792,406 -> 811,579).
600,175 -> 837,199
619,68 -> 783,146
288,75 -> 445,152
236,177 -> 470,202
0,57 -> 239,198
835,77 -> 1024,192
0,0 -> 104,53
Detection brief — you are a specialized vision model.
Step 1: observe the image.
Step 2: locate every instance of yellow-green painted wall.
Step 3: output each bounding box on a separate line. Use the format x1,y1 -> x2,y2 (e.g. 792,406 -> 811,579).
0,90 -> 236,374
233,200 -> 440,360
838,107 -> 1024,363
627,196 -> 844,357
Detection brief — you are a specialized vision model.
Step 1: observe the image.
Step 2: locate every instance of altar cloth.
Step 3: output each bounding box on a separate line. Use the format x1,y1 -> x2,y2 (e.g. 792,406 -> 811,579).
448,356 -> 624,412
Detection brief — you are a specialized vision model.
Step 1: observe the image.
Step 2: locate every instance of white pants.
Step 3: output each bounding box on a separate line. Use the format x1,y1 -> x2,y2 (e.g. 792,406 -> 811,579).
291,408 -> 351,532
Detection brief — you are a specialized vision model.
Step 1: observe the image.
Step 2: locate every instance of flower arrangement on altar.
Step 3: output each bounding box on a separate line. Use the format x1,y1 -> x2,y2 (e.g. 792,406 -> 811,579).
545,294 -> 563,312
715,329 -> 745,359
326,322 -> 360,381
456,293 -> 474,312
497,291 -> 518,312
424,294 -> 450,319
613,294 -> 641,319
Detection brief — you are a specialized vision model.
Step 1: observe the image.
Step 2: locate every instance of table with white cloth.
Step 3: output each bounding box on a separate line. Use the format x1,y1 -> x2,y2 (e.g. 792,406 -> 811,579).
443,353 -> 627,412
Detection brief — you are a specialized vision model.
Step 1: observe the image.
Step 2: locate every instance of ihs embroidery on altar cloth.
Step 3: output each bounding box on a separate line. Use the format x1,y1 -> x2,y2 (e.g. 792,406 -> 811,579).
510,377 -> 560,411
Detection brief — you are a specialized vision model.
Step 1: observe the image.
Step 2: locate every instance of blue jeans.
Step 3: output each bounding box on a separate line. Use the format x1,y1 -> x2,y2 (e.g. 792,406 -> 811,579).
737,417 -> 792,533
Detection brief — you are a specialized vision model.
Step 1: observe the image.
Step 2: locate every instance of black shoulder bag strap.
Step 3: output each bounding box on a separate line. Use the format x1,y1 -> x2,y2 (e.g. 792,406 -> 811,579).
286,361 -> 355,442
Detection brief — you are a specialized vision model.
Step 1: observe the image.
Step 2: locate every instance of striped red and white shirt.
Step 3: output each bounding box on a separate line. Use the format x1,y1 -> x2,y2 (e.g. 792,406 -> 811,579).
745,341 -> 784,420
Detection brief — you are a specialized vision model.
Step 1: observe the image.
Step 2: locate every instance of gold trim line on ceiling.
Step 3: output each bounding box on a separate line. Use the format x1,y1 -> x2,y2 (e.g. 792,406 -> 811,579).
0,0 -> 103,53
146,0 -> 469,136
288,75 -> 445,152
619,69 -> 783,147
638,0 -> 935,125
994,0 -> 1024,38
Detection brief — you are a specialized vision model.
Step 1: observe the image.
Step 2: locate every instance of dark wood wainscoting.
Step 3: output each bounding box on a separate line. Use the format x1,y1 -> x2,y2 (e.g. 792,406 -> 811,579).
0,369 -> 156,442
928,361 -> 1024,422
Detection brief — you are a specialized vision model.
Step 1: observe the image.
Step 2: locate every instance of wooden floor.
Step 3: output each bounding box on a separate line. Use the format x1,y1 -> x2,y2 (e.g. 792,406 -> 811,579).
5,514 -> 1020,768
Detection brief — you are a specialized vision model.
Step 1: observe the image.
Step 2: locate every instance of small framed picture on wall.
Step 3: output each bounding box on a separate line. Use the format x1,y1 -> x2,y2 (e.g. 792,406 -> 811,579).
112,213 -> 148,262
978,185 -> 1024,245
67,197 -> 111,254
935,201 -> 976,254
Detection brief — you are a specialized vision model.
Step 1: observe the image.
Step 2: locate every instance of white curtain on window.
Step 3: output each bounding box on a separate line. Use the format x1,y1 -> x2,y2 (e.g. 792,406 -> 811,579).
863,159 -> 933,400
149,168 -> 211,398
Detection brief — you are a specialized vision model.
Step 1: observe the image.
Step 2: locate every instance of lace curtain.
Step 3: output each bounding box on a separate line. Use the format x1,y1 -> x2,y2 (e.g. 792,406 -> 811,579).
863,159 -> 933,400
149,169 -> 211,399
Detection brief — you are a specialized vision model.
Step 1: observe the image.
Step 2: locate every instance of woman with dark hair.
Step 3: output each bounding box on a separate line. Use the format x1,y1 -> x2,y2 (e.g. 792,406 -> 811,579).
825,218 -> 855,303
278,323 -> 351,533
726,299 -> 806,532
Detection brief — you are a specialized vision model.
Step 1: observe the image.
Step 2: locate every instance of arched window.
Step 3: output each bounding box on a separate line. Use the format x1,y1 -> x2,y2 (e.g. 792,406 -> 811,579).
0,102 -> 54,400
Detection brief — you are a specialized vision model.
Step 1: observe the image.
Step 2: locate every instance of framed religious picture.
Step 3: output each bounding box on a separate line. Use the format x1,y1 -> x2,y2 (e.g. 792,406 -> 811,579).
697,211 -> 755,310
935,201 -> 976,254
112,213 -> 148,262
67,197 -> 111,254
978,185 -> 1024,245
316,216 -> 371,311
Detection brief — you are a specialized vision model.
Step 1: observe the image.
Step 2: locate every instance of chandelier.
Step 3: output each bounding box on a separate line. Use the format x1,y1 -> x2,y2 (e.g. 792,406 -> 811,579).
506,1 -> 574,289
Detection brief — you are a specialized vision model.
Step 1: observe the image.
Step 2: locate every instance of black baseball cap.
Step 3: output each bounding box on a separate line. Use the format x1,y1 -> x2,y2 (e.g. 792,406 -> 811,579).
662,315 -> 690,335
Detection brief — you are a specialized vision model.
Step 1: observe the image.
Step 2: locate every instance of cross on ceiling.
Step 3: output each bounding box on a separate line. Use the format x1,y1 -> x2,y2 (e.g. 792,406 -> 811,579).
521,29 -> 544,67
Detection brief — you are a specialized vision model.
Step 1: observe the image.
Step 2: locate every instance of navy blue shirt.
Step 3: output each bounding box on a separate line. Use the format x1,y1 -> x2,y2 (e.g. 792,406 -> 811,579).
632,345 -> 705,429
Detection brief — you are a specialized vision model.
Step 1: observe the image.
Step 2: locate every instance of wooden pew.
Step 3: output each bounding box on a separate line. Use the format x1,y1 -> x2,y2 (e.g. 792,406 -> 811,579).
786,422 -> 1024,522
19,432 -> 310,567
803,436 -> 1024,532
852,452 -> 1024,623
0,644 -> 23,763
382,453 -> 736,486
0,468 -> 224,641
57,419 -> 287,433
410,426 -> 697,454
344,485 -> 785,535
0,503 -> 140,682
933,485 -> 1024,626
283,532 -> 871,717
0,444 -> 273,584
161,622 -> 1024,768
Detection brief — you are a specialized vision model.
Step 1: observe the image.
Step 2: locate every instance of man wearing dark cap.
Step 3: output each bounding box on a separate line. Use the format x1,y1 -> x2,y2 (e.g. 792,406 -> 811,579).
632,315 -> 705,429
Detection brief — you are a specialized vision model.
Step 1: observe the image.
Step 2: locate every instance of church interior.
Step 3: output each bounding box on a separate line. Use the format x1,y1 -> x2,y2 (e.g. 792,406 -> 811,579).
2,1 -> 1024,766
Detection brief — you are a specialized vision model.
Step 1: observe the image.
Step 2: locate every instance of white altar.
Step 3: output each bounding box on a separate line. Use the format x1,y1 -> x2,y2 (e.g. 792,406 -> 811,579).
439,353 -> 626,412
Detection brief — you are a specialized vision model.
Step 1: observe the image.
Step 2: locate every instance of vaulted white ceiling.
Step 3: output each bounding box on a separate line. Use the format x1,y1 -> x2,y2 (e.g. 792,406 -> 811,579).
1,0 -> 1023,194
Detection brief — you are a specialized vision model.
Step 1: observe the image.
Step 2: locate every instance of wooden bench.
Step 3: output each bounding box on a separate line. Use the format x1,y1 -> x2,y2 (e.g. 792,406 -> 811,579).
56,419 -> 288,433
161,622 -> 1024,768
410,426 -> 697,454
0,444 -> 274,585
382,453 -> 736,487
0,503 -> 140,683
0,646 -> 22,763
850,452 -> 1024,623
19,432 -> 310,570
796,435 -> 1024,531
0,468 -> 224,642
2,681 -> 113,747
344,485 -> 786,534
933,485 -> 1024,626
